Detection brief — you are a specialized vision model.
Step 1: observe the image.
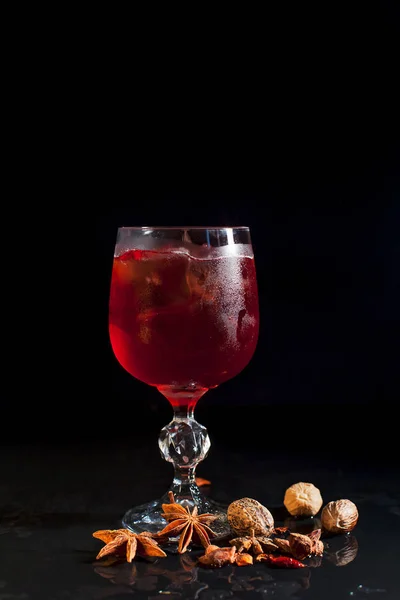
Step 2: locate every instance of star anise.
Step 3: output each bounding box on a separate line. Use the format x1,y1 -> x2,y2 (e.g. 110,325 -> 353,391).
230,528 -> 278,555
93,529 -> 167,563
154,491 -> 218,554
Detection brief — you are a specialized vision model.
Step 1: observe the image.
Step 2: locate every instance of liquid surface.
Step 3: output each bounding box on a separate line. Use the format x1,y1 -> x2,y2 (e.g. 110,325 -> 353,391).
109,248 -> 259,390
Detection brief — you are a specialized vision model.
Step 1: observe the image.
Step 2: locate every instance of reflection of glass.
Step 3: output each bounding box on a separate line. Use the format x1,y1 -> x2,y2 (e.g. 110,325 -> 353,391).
109,227 -> 259,538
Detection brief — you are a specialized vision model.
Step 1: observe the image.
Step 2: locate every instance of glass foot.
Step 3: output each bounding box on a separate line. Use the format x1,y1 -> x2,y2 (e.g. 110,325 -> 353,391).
122,399 -> 233,551
122,489 -> 232,549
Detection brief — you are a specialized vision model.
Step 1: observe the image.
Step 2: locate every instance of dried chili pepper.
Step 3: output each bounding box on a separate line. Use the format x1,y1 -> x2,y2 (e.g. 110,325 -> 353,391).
257,553 -> 306,569
267,555 -> 306,569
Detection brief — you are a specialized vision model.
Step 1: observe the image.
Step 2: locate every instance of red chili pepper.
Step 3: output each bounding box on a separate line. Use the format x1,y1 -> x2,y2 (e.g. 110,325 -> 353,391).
267,555 -> 306,569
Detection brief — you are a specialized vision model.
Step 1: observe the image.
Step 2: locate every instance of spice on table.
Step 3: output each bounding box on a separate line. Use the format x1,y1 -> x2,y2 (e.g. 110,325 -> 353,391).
154,491 -> 218,554
307,528 -> 322,543
271,529 -> 323,560
273,538 -> 292,554
227,497 -> 274,536
235,552 -> 253,566
288,532 -> 318,560
321,499 -> 359,534
195,477 -> 211,487
198,545 -> 237,568
272,526 -> 289,537
257,536 -> 280,552
314,540 -> 324,555
93,529 -> 167,563
230,528 -> 278,555
256,553 -> 306,569
284,482 -> 323,517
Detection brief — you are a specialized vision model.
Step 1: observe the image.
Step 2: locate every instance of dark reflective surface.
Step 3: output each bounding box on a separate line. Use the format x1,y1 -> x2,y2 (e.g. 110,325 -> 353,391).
1,439 -> 399,600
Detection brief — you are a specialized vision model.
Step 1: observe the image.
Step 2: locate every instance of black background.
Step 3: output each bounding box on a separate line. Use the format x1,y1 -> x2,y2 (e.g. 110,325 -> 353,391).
13,147 -> 398,468
92,166 -> 399,465
1,9 -> 400,600
4,5 -> 399,468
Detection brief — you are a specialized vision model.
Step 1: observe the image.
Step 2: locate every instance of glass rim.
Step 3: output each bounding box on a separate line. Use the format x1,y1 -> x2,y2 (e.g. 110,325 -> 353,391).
118,226 -> 250,231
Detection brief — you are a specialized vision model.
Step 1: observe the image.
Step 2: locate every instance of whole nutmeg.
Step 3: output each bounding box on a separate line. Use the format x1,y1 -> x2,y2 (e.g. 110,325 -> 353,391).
227,498 -> 274,536
321,499 -> 359,534
284,482 -> 323,517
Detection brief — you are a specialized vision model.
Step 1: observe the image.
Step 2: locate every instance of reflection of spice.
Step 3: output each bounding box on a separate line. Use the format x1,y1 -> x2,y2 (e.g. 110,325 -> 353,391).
256,553 -> 306,568
93,561 -> 158,590
307,555 -> 323,568
154,491 -> 218,553
326,535 -> 358,566
93,554 -> 198,591
145,558 -> 198,586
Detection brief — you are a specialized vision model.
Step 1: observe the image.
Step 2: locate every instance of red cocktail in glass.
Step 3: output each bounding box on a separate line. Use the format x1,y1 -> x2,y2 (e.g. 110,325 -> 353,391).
109,248 -> 259,408
108,227 -> 259,539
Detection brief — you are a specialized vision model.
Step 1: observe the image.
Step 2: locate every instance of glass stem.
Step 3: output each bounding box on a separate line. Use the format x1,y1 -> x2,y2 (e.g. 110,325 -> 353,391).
158,393 -> 211,508
171,405 -> 196,494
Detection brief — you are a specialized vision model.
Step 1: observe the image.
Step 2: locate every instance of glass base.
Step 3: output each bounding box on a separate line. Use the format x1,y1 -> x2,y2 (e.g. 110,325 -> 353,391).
122,489 -> 232,551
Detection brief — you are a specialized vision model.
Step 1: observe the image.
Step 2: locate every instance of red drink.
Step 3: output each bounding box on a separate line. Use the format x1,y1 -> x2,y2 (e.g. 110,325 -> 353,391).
109,247 -> 259,402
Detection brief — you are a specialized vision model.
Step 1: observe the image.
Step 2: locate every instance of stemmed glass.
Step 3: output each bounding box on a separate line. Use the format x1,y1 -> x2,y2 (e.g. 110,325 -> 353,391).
108,227 -> 259,539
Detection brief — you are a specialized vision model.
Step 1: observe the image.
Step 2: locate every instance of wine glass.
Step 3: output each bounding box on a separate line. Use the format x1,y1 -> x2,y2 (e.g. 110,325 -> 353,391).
108,226 -> 259,539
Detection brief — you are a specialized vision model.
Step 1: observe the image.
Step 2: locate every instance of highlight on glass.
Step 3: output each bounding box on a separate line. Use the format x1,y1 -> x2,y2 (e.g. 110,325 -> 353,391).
108,226 -> 259,538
